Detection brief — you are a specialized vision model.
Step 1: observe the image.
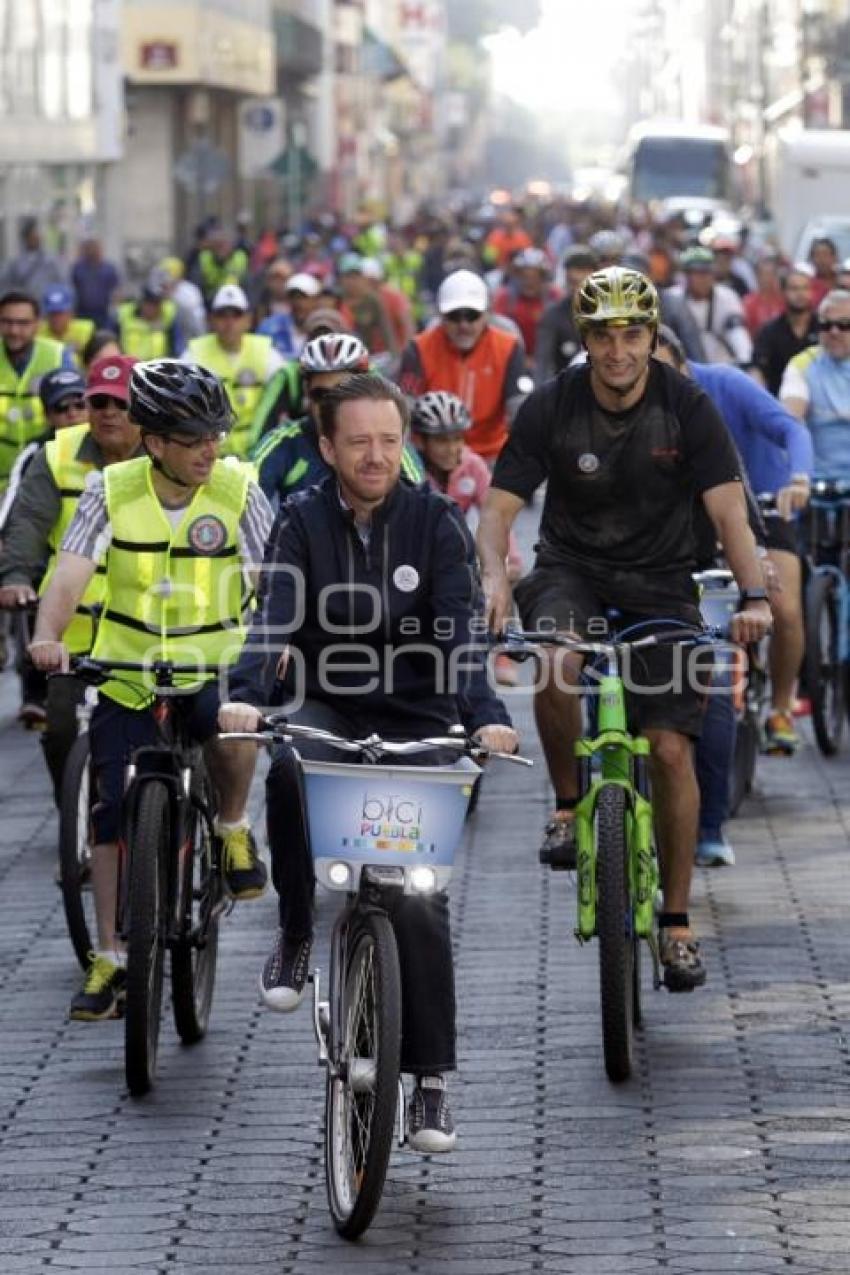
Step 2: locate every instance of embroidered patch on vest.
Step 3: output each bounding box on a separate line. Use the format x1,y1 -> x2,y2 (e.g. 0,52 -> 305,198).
187,514 -> 227,555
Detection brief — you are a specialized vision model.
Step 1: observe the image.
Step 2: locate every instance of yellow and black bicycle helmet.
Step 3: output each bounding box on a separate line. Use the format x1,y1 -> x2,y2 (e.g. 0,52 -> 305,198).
573,266 -> 660,332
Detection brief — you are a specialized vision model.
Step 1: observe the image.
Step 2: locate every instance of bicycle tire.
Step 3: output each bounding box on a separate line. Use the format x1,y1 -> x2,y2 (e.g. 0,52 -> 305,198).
325,911 -> 402,1240
595,784 -> 636,1083
805,571 -> 845,756
171,770 -> 220,1044
124,781 -> 169,1097
729,716 -> 758,817
58,733 -> 96,970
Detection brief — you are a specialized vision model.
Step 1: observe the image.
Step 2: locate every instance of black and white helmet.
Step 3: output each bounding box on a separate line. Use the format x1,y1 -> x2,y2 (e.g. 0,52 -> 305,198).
129,359 -> 233,436
299,333 -> 370,375
411,391 -> 471,436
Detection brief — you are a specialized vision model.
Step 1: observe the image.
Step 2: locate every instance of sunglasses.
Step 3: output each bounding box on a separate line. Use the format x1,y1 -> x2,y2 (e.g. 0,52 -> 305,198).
444,309 -> 484,324
820,318 -> 850,332
165,431 -> 226,450
88,394 -> 127,410
214,308 -> 246,319
307,387 -> 333,404
53,397 -> 86,414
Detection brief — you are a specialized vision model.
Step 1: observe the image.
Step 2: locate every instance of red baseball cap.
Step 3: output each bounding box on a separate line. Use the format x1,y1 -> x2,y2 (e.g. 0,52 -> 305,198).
86,355 -> 138,402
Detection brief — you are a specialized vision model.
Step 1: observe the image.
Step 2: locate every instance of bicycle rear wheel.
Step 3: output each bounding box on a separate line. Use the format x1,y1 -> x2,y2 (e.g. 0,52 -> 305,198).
171,771 -> 220,1044
124,781 -> 169,1097
58,733 -> 96,970
805,572 -> 845,756
325,911 -> 402,1240
595,784 -> 636,1083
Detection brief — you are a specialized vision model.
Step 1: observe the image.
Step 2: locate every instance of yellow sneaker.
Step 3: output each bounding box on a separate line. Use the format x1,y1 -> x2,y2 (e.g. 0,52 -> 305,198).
219,825 -> 268,900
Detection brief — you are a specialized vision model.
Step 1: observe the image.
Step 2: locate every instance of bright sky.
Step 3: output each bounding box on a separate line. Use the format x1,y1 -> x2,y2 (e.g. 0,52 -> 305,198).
485,0 -> 630,117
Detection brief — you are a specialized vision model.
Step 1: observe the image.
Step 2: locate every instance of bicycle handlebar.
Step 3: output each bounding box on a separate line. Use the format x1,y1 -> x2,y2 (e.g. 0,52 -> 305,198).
69,655 -> 214,687
218,719 -> 534,767
498,623 -> 725,659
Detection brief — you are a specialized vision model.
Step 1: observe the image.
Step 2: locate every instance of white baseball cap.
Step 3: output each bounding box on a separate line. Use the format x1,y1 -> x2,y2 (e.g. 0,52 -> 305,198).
211,283 -> 250,312
437,269 -> 488,315
360,257 -> 385,282
285,272 -> 321,296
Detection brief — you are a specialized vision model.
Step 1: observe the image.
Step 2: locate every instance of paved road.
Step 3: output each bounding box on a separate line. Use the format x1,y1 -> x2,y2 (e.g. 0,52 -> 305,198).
2,583 -> 850,1271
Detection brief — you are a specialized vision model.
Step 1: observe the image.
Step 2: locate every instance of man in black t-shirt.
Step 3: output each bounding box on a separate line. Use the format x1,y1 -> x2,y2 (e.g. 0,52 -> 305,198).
478,267 -> 772,992
752,267 -> 818,396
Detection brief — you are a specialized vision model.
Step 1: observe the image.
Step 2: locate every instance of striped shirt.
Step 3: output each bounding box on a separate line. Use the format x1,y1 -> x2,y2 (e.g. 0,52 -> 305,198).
62,468 -> 273,571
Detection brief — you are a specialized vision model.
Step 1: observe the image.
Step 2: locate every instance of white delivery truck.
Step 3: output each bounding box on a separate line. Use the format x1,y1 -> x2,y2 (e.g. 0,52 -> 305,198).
766,128 -> 850,260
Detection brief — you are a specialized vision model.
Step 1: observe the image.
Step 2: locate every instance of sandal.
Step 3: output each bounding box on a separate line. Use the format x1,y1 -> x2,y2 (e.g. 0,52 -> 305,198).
659,929 -> 706,993
539,813 -> 577,870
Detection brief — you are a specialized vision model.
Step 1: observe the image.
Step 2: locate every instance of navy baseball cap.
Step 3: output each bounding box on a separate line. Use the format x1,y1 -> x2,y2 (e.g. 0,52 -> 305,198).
39,367 -> 86,411
42,284 -> 75,314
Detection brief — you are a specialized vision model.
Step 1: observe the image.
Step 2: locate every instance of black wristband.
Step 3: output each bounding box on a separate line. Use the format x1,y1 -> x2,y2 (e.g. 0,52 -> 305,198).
740,589 -> 769,605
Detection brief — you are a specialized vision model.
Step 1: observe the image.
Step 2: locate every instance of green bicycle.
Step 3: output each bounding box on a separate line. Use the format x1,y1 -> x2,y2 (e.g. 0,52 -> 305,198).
504,620 -> 719,1083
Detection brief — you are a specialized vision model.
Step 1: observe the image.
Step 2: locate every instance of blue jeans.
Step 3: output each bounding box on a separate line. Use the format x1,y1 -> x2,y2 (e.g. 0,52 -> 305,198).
694,660 -> 736,837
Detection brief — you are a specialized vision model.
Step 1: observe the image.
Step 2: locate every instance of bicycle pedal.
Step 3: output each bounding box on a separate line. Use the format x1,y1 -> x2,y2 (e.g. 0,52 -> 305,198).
539,845 -> 576,871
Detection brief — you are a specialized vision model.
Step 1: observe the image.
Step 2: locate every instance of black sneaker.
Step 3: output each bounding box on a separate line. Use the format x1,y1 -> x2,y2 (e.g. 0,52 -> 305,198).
259,929 -> 312,1012
539,814 -> 577,870
69,954 -> 126,1021
408,1075 -> 456,1154
219,825 -> 268,900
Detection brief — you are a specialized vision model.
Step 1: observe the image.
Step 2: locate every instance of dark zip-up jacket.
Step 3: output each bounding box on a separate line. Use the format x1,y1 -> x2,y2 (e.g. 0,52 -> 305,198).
229,474 -> 509,733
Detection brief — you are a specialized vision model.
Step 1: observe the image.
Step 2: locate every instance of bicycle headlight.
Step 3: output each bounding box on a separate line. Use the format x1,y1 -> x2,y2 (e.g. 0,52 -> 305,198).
328,861 -> 351,888
409,865 -> 438,893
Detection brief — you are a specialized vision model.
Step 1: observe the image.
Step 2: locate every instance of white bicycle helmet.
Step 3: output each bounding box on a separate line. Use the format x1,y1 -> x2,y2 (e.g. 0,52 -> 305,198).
411,391 -> 471,435
299,333 -> 370,375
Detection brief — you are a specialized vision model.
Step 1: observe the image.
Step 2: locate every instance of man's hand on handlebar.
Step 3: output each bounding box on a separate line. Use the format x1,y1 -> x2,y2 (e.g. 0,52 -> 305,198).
0,583 -> 37,609
218,701 -> 263,734
775,477 -> 810,520
29,639 -> 69,672
473,723 -> 519,755
730,599 -> 772,645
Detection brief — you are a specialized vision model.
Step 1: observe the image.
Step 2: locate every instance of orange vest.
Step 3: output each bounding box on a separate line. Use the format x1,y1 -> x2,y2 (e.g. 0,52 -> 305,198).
414,324 -> 518,460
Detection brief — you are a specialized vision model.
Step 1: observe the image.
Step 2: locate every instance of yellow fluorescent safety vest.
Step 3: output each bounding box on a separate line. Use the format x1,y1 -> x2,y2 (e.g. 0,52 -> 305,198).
39,317 -> 95,366
0,337 -> 65,488
40,423 -> 106,654
118,300 -> 177,360
91,456 -> 250,708
187,334 -> 272,460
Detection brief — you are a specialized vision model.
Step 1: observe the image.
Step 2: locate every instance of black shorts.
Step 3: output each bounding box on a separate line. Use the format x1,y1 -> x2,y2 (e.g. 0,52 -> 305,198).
89,684 -> 221,843
762,516 -> 800,556
513,562 -> 707,738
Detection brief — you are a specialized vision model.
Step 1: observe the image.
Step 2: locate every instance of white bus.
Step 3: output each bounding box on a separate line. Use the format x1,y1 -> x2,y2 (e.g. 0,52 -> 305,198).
623,121 -> 733,212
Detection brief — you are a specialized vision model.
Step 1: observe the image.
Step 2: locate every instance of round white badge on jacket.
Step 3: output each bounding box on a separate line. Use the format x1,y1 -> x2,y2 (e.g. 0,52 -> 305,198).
393,564 -> 420,592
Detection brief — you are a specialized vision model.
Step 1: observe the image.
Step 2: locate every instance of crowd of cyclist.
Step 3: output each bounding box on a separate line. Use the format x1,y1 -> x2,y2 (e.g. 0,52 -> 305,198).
0,191 -> 840,1150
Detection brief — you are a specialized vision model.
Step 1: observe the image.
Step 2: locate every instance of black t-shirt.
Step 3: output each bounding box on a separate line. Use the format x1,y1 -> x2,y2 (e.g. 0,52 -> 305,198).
752,312 -> 818,396
493,361 -> 742,586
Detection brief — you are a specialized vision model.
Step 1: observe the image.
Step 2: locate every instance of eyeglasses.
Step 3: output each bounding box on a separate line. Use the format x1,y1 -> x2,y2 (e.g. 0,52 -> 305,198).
213,308 -> 245,319
165,431 -> 226,450
0,316 -> 35,328
820,318 -> 850,332
53,397 -> 86,414
444,309 -> 484,324
88,394 -> 127,410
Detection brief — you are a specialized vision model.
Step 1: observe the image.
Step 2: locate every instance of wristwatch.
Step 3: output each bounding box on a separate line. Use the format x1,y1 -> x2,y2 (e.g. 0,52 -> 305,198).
740,588 -> 769,605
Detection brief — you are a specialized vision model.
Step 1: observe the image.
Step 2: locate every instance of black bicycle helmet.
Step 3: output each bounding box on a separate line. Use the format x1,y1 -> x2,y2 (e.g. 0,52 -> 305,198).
128,359 -> 233,435
411,390 -> 471,435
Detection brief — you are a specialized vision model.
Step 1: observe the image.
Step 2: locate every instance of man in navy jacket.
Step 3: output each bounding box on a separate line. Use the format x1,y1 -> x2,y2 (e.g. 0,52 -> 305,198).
220,373 -> 516,1154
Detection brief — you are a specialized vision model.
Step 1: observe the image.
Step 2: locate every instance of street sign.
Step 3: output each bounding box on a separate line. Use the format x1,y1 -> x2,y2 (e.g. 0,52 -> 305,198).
173,141 -> 230,196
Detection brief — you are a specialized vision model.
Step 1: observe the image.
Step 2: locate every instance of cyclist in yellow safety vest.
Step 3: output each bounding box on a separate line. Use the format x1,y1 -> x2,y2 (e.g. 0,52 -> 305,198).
0,355 -> 141,791
185,284 -> 285,460
0,288 -> 72,495
31,359 -> 274,1021
39,285 -> 95,367
197,226 -> 249,308
117,278 -> 184,360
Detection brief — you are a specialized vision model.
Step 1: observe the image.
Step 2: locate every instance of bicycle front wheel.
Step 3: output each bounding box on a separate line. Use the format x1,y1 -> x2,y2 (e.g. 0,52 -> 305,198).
805,571 -> 845,756
58,733 -> 95,970
325,911 -> 402,1240
171,770 -> 220,1044
125,781 -> 169,1097
595,784 -> 637,1083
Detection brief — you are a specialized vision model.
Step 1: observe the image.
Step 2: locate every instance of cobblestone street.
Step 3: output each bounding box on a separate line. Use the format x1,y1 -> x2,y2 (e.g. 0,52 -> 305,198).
2,642 -> 850,1274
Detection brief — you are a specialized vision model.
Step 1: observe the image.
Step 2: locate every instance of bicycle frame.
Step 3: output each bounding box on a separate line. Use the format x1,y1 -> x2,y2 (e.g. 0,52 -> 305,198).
808,485 -> 850,667
573,651 -> 656,943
